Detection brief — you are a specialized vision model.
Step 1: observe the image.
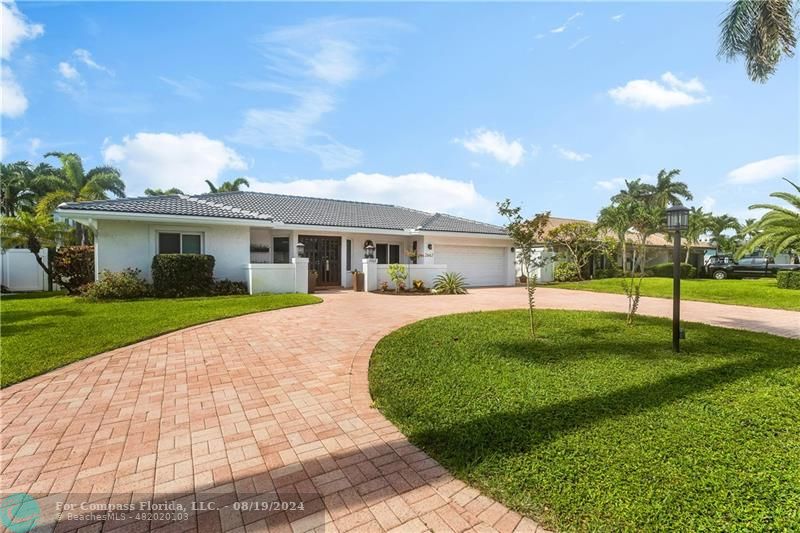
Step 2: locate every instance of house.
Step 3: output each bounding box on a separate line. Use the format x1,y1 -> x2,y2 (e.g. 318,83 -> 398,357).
524,216 -> 716,282
54,192 -> 516,293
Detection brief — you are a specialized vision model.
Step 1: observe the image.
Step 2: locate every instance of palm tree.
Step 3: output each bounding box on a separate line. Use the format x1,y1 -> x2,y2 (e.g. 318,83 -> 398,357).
144,187 -> 184,196
651,169 -> 693,208
708,214 -> 741,253
597,203 -> 633,274
205,177 -> 250,193
0,162 -> 37,216
718,0 -> 797,83
36,152 -> 125,244
684,206 -> 713,262
1,212 -> 71,276
738,178 -> 800,257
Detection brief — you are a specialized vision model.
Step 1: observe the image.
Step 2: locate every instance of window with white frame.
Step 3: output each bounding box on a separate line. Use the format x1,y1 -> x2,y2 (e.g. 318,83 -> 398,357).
375,243 -> 400,264
157,232 -> 203,254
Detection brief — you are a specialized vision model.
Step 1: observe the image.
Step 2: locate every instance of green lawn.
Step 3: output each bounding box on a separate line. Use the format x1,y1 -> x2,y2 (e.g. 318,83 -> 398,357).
552,277 -> 799,311
370,310 -> 800,532
0,292 -> 321,387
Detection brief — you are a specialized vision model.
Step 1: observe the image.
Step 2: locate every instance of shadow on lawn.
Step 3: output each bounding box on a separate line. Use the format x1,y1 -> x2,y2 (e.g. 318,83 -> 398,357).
412,352 -> 800,464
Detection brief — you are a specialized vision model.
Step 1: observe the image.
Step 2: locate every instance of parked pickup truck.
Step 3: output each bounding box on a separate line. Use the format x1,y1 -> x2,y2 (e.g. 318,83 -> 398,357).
705,255 -> 800,280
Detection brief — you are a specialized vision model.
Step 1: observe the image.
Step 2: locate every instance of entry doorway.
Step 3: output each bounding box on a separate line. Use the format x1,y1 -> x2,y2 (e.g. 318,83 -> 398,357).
299,235 -> 341,287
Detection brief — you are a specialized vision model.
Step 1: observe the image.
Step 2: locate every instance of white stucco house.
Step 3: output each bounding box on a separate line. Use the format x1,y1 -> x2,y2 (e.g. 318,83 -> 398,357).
54,191 -> 515,294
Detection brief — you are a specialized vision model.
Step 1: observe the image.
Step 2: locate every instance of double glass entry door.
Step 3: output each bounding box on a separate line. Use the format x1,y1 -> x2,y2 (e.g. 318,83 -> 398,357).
299,236 -> 341,286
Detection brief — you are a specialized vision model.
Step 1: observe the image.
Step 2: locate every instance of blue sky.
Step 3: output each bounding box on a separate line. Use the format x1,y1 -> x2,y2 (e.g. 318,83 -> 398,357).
1,1 -> 798,224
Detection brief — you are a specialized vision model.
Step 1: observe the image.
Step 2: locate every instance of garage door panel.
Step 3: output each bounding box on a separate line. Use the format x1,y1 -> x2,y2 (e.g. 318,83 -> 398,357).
435,245 -> 506,286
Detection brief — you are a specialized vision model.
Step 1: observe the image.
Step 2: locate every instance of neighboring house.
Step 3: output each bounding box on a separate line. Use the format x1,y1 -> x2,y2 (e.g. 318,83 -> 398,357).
524,216 -> 716,282
54,192 -> 516,293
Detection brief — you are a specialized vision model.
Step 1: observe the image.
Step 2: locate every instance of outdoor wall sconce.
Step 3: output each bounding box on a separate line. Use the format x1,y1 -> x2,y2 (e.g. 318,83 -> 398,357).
427,243 -> 433,250
510,247 -> 515,253
296,242 -> 305,258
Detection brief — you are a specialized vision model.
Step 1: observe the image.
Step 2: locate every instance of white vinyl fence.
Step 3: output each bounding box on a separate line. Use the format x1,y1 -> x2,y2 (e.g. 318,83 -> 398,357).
1,249 -> 50,291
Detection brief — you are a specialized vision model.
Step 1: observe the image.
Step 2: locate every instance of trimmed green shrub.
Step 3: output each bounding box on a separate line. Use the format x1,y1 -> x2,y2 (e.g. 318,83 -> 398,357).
433,272 -> 467,294
81,269 -> 150,300
212,279 -> 248,295
777,271 -> 800,289
649,262 -> 697,279
52,245 -> 95,294
152,254 -> 215,297
387,264 -> 408,292
594,266 -> 621,279
554,261 -> 580,282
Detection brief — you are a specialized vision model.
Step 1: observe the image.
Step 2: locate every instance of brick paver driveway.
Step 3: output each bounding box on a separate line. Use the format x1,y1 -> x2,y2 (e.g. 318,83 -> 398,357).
2,288 -> 797,533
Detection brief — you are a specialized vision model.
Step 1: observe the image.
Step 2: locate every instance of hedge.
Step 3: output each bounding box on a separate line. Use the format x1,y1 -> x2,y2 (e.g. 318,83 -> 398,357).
648,262 -> 697,279
152,254 -> 215,297
554,261 -> 580,282
777,271 -> 800,290
52,245 -> 95,294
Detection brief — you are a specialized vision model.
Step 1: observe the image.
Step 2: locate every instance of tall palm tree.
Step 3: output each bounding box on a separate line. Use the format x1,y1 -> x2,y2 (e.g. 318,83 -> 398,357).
1,212 -> 71,277
0,162 -> 37,216
205,177 -> 250,193
708,214 -> 741,253
36,152 -> 125,244
144,187 -> 184,196
738,178 -> 800,257
718,0 -> 797,83
651,169 -> 693,208
684,206 -> 714,262
597,203 -> 633,274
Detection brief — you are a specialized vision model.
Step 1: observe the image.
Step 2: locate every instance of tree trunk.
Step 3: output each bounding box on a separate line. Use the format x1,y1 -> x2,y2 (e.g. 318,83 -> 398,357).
685,245 -> 691,263
621,238 -> 627,275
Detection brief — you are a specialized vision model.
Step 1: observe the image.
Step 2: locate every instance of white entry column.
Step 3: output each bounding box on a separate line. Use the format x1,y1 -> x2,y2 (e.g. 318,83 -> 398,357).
362,258 -> 378,292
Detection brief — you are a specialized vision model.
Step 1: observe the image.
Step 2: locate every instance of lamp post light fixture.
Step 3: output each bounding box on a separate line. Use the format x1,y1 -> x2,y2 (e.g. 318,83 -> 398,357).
666,203 -> 690,352
296,242 -> 305,258
365,243 -> 375,259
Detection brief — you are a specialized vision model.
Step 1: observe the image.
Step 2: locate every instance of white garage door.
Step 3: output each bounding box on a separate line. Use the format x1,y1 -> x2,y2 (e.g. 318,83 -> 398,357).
435,245 -> 507,286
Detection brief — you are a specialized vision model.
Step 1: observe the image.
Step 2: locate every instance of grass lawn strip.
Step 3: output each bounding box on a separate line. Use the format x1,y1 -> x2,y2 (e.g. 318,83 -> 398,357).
552,277 -> 799,311
1,292 -> 321,387
369,309 -> 800,531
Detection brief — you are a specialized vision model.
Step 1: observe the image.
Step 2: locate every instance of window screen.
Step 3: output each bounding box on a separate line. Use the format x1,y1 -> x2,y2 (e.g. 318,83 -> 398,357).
274,237 -> 290,263
158,233 -> 181,254
182,234 -> 201,254
376,243 -> 388,264
389,244 -> 400,264
346,240 -> 352,271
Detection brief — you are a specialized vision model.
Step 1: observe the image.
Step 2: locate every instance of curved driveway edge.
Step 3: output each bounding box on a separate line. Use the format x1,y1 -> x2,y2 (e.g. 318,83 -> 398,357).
2,288 -> 796,533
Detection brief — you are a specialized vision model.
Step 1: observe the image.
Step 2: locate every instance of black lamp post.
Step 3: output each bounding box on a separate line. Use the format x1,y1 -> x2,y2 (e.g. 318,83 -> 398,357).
666,203 -> 690,352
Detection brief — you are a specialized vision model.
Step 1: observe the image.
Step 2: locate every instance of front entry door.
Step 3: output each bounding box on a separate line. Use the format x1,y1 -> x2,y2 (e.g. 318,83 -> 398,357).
299,236 -> 341,286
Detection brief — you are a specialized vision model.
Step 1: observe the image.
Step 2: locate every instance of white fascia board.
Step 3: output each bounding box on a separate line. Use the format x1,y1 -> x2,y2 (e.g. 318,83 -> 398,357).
54,209 -> 273,228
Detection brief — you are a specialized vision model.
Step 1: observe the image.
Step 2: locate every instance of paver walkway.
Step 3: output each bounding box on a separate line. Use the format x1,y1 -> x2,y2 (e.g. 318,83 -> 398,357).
2,288 -> 797,533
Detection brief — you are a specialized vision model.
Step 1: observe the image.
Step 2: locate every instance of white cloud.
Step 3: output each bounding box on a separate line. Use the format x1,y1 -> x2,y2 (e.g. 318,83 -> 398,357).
249,172 -> 496,221
159,76 -> 205,101
0,0 -> 44,61
554,145 -> 591,162
0,1 -> 43,119
1,64 -> 28,117
701,196 -> 716,211
28,137 -> 41,156
103,132 -> 247,195
611,14 -> 624,22
608,71 -> 710,110
0,136 -> 7,159
550,12 -> 582,33
73,48 -> 113,75
595,177 -> 627,190
568,36 -> 590,50
727,155 -> 799,184
58,61 -> 79,79
455,129 -> 525,167
233,17 -> 404,169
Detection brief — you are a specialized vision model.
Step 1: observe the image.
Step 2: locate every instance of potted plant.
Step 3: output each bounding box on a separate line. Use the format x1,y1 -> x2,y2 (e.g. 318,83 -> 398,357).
308,269 -> 318,293
351,269 -> 364,292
